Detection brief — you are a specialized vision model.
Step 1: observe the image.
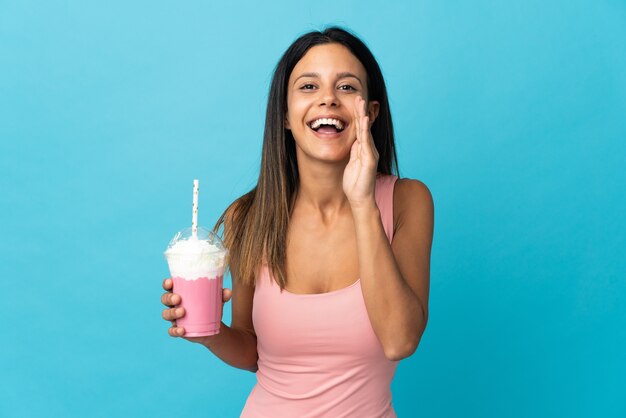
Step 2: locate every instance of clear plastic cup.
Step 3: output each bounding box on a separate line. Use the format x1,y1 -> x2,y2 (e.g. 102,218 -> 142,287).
164,226 -> 228,336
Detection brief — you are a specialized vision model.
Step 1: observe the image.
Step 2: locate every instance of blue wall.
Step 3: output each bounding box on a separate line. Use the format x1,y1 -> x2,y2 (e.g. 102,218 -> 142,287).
1,1 -> 624,417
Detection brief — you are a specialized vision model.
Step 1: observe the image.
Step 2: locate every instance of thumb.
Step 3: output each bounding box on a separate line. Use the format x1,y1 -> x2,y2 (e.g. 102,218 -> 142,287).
222,288 -> 233,304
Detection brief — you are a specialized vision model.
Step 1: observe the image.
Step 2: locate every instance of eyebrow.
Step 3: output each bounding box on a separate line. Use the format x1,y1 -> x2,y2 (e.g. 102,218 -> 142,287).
293,72 -> 363,86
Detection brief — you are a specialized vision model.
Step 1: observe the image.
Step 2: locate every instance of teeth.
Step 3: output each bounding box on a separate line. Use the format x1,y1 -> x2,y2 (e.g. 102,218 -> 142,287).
310,118 -> 344,130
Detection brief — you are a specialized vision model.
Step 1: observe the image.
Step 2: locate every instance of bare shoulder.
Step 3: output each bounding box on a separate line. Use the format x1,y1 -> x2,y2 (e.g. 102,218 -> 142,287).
394,178 -> 433,205
393,178 -> 434,230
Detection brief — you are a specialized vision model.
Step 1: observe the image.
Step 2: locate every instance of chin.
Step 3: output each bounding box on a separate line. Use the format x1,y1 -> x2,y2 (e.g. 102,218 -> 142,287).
313,150 -> 351,164
294,136 -> 353,163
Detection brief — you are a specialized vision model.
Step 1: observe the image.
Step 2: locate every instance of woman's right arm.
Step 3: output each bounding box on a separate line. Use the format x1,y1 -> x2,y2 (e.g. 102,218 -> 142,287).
206,273 -> 258,372
161,275 -> 258,372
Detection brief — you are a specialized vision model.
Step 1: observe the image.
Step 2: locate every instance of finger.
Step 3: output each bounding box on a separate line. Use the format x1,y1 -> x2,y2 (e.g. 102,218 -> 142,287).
161,292 -> 181,307
349,135 -> 359,162
168,326 -> 185,337
356,96 -> 366,127
355,95 -> 364,118
358,114 -> 372,158
353,97 -> 360,139
162,278 -> 173,290
163,307 -> 175,321
363,116 -> 378,160
162,307 -> 185,321
354,95 -> 361,116
362,116 -> 369,141
222,288 -> 233,303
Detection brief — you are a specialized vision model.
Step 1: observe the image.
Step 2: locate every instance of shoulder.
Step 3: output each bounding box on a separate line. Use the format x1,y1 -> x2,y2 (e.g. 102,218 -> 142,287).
393,177 -> 434,231
394,177 -> 434,213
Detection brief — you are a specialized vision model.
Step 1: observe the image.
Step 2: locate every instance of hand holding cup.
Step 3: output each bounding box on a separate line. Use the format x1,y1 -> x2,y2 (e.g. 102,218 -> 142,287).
162,278 -> 232,342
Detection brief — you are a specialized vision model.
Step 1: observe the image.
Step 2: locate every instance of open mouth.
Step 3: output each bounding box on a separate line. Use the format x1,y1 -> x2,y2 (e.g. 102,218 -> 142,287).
307,117 -> 347,135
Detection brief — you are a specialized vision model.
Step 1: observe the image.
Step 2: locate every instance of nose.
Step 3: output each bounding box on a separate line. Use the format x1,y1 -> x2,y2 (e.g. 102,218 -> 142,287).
318,86 -> 338,107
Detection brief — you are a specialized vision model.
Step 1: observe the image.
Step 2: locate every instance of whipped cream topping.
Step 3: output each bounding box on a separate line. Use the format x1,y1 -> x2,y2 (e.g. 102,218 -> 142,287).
165,237 -> 227,280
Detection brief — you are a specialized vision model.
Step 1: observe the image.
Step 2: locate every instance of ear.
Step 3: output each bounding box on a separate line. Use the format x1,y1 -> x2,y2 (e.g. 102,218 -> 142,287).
367,100 -> 380,126
284,114 -> 291,130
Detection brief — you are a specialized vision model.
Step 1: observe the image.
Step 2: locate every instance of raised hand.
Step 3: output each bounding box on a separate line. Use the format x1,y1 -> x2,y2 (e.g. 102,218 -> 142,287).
343,95 -> 379,210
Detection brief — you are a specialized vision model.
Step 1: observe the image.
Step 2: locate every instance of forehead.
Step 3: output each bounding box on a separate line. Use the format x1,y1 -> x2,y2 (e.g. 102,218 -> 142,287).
289,43 -> 367,81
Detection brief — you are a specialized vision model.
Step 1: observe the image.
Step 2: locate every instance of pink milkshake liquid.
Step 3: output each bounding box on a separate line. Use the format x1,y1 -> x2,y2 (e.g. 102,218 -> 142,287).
165,226 -> 228,337
172,275 -> 224,336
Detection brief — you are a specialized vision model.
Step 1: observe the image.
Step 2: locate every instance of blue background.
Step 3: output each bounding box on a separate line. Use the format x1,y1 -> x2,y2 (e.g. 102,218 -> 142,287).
1,1 -> 625,417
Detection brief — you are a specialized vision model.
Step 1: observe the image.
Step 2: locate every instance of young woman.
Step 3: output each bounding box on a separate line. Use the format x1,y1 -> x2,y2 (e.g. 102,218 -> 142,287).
161,27 -> 434,417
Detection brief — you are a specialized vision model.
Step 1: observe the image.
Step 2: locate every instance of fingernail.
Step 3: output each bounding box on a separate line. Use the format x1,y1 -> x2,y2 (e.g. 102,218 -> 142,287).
176,308 -> 183,316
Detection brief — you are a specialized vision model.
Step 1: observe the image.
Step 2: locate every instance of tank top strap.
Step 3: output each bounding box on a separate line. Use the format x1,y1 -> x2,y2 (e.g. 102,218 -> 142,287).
374,173 -> 399,243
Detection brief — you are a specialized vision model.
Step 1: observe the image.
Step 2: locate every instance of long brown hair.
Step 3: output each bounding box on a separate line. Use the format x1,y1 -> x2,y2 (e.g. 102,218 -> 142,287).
213,27 -> 399,290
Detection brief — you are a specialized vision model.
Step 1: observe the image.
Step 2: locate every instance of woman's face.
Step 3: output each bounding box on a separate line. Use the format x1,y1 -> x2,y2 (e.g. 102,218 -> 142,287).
285,43 -> 379,165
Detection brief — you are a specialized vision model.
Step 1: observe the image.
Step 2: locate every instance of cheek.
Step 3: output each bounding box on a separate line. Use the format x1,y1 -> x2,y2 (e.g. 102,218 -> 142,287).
285,113 -> 299,131
285,100 -> 302,126
342,100 -> 357,120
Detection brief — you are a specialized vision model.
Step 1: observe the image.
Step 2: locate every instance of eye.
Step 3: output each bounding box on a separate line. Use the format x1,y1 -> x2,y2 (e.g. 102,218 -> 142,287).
338,84 -> 357,91
300,83 -> 316,90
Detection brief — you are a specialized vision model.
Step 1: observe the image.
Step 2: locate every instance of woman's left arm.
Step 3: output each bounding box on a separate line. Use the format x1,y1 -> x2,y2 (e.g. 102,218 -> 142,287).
344,95 -> 433,361
352,180 -> 433,361
353,179 -> 434,360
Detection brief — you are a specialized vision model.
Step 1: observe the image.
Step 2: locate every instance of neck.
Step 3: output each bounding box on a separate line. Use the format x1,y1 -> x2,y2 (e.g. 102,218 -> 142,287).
294,157 -> 351,219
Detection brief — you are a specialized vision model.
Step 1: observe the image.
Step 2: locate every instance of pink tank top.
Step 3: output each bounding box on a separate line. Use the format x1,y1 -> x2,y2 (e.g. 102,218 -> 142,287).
241,174 -> 399,418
